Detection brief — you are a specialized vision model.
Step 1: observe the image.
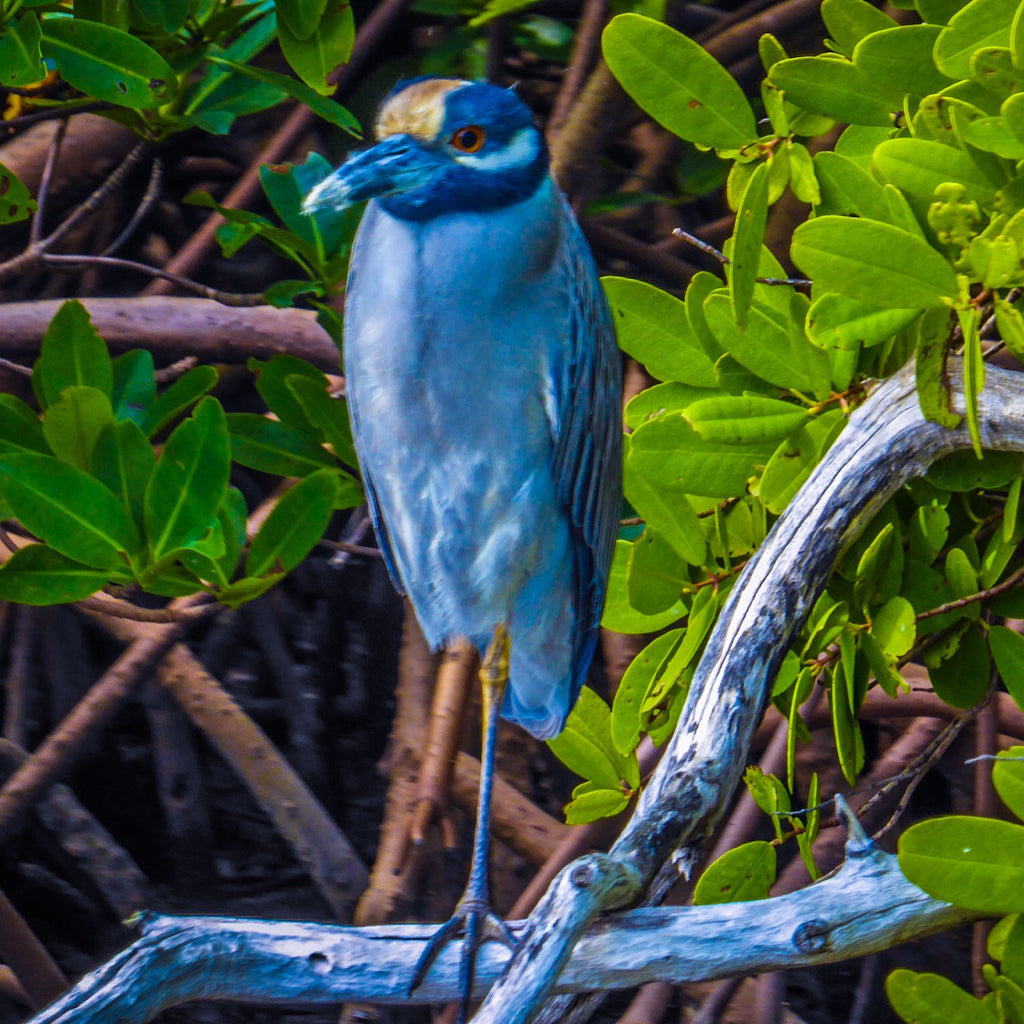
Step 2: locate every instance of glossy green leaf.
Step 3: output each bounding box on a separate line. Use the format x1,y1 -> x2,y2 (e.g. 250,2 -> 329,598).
33,300 -> 113,409
0,13 -> 46,87
852,26 -> 951,104
188,75 -> 286,136
0,453 -> 136,568
206,56 -> 359,134
145,398 -> 231,563
42,386 -> 115,470
548,688 -> 630,791
602,14 -> 758,150
693,841 -> 776,905
929,450 -> 1023,490
704,292 -> 830,393
275,0 -> 328,40
886,970 -> 998,1024
792,216 -> 958,307
286,375 -> 357,467
629,411 -> 774,499
624,383 -> 719,430
900,815 -> 1024,912
872,595 -> 916,656
993,745 -> 1024,822
916,305 -> 961,429
760,411 -> 845,514
227,413 -> 337,476
248,354 -> 327,434
821,0 -> 898,54
137,366 -> 218,438
111,349 -> 155,425
604,277 -> 717,386
216,573 -> 286,609
246,469 -> 339,577
685,395 -> 809,444
730,164 -> 769,328
960,304 -> 985,458
873,138 -> 999,207
813,151 -> 892,220
627,528 -> 688,614
133,0 -> 186,32
259,152 -> 349,254
39,18 -> 176,108
854,522 -> 903,609
989,627 -> 1024,713
830,664 -> 864,784
0,162 -> 37,225
562,784 -> 630,825
807,293 -> 921,350
623,456 -> 706,564
929,621 -> 991,706
602,540 -> 687,633
612,629 -> 683,754
91,418 -> 155,538
0,545 -> 110,606
934,0 -> 1017,79
769,56 -> 893,125
0,395 -> 48,456
278,0 -> 354,94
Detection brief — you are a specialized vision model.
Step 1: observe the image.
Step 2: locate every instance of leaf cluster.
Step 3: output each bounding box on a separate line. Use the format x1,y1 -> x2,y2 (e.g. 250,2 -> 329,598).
0,300 -> 361,608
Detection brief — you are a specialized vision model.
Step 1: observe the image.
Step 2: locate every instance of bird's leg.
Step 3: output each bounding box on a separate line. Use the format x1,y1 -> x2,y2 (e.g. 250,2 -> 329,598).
409,623 -> 518,1023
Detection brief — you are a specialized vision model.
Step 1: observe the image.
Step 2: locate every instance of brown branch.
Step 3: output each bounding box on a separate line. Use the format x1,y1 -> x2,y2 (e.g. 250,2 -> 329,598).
0,888 -> 66,1010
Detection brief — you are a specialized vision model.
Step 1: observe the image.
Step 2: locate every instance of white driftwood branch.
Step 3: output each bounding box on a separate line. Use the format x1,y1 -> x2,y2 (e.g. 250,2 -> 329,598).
21,360 -> 1024,1024
25,806 -> 976,1023
473,360 -> 1024,1024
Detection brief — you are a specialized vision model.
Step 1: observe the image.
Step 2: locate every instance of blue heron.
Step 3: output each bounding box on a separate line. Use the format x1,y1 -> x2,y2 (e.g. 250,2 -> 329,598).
303,77 -> 622,1020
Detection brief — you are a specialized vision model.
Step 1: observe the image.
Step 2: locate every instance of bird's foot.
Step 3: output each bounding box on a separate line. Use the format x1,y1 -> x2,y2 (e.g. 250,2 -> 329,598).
409,897 -> 518,1024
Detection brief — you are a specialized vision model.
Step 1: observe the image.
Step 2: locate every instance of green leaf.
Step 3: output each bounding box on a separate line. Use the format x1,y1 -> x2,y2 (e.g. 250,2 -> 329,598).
612,629 -> 683,754
792,217 -> 958,308
854,521 -> 903,609
623,455 -> 706,564
872,595 -> 916,656
929,450 -> 1023,490
852,25 -> 951,105
685,395 -> 809,444
145,398 -> 231,563
278,0 -> 354,94
0,395 -> 49,457
111,349 -> 155,425
960,305 -> 985,458
246,469 -> 339,577
730,164 -> 769,328
629,411 -> 774,499
934,0 -> 1017,79
602,14 -> 758,150
807,293 -> 921,350
873,138 -> 999,207
286,375 -> 358,467
603,277 -> 717,386
830,664 -> 864,784
627,528 -> 688,614
0,13 -> 46,87
704,292 -> 830,393
624,382 -> 719,430
248,354 -> 328,433
548,688 -> 630,791
929,621 -> 991,706
137,366 -> 218,437
42,385 -> 115,470
861,630 -> 905,696
0,545 -> 110,605
993,745 -> 1024,822
602,540 -> 687,633
814,151 -> 892,221
760,410 -> 845,514
916,305 -> 961,428
989,627 -> 1024,713
822,0 -> 898,54
188,75 -> 286,135
562,785 -> 630,825
0,161 -> 37,225
33,300 -> 113,410
886,970 -> 998,1024
39,17 -> 176,108
0,453 -> 136,568
769,56 -> 893,126
206,56 -> 359,134
275,0 -> 328,40
227,413 -> 337,476
133,0 -> 186,32
900,815 -> 1024,912
693,841 -> 776,905
91,418 -> 155,538
259,152 -> 350,253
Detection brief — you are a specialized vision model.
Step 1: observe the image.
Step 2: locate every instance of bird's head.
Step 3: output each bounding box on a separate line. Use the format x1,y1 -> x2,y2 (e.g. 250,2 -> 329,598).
302,78 -> 548,222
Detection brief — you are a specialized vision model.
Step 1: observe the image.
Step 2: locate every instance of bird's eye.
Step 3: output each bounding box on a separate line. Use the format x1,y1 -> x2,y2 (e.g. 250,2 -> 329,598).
450,125 -> 486,153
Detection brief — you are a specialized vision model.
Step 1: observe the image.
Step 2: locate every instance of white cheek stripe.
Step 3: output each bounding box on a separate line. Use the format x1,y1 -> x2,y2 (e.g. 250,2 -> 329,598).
453,128 -> 538,171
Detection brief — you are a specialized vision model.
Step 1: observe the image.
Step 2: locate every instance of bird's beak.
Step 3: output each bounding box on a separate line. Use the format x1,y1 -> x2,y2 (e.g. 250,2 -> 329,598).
302,134 -> 442,214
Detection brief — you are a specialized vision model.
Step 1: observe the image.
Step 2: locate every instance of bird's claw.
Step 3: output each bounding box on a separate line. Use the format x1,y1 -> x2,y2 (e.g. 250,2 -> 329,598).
409,899 -> 518,1024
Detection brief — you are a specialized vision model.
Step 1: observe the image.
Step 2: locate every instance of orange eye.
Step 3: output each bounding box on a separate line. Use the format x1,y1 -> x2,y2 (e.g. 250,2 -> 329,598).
450,125 -> 486,153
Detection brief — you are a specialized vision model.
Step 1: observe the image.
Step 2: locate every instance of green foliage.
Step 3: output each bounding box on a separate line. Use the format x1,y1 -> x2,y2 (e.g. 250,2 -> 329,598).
891,751 -> 1024,1022
0,302 -> 360,607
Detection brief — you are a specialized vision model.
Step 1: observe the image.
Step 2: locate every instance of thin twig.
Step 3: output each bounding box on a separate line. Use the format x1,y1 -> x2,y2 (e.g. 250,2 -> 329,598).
100,157 -> 163,257
31,117 -> 68,246
672,228 -> 812,286
915,560 -> 1024,621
